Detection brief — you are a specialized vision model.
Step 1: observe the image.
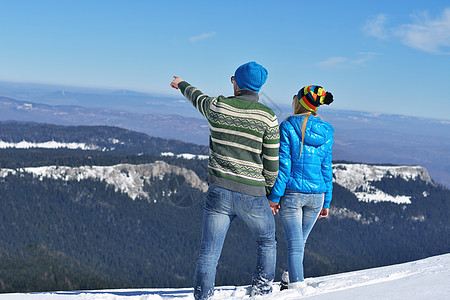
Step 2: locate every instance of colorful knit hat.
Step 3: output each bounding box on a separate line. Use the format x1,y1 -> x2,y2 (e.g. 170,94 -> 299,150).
234,62 -> 268,92
298,85 -> 334,112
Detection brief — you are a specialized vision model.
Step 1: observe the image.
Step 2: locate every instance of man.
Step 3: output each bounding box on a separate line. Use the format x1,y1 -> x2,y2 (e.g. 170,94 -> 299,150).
170,61 -> 279,300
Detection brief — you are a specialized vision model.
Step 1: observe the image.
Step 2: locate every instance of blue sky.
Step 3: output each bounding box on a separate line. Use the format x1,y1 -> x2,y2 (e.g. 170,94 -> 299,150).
0,0 -> 449,120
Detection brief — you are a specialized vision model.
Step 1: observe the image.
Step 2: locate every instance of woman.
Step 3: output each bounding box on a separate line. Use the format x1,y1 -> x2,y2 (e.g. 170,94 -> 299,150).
267,85 -> 334,289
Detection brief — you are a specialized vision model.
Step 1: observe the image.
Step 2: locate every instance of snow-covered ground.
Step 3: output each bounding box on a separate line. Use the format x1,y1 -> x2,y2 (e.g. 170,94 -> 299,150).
2,253 -> 448,300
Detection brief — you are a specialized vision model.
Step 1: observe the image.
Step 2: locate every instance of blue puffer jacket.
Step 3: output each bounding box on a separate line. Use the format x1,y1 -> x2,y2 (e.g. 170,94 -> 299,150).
267,114 -> 334,208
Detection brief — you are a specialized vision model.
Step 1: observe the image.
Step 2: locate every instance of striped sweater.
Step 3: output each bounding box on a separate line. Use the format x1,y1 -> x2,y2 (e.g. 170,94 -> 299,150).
178,81 -> 280,196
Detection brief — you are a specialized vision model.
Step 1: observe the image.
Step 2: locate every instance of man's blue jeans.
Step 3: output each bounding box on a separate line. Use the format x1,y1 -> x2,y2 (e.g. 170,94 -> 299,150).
279,190 -> 324,284
193,184 -> 276,300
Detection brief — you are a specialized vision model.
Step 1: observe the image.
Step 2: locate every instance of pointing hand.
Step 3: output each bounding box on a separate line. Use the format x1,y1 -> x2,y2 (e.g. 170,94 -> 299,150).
170,76 -> 183,90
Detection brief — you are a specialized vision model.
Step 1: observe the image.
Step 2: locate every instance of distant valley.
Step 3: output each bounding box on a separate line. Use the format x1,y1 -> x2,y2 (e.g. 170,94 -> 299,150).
0,83 -> 448,188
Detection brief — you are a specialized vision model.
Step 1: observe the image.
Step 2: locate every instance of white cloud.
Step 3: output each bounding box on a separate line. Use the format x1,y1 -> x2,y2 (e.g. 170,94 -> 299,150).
354,52 -> 381,66
395,8 -> 450,54
316,57 -> 347,68
362,14 -> 388,39
317,52 -> 380,69
363,9 -> 450,54
188,32 -> 216,43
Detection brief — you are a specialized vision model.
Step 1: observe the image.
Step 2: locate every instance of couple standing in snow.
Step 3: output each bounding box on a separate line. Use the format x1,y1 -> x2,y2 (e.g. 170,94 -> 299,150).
170,61 -> 334,300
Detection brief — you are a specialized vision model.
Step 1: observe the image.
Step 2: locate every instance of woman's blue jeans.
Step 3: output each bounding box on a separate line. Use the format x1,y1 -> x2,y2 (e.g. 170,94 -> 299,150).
193,184 -> 276,300
279,190 -> 324,284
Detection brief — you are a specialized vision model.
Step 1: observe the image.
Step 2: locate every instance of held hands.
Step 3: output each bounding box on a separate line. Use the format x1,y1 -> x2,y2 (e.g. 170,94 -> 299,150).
318,208 -> 329,219
268,200 -> 280,216
268,200 -> 329,218
170,76 -> 183,90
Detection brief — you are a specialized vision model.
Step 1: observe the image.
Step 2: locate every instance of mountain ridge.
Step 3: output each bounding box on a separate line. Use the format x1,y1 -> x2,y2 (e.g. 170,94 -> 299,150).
1,94 -> 448,188
0,162 -> 436,207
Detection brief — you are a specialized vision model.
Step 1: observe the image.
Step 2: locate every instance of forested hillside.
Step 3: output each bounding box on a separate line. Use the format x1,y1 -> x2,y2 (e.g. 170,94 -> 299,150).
0,123 -> 448,293
0,121 -> 208,155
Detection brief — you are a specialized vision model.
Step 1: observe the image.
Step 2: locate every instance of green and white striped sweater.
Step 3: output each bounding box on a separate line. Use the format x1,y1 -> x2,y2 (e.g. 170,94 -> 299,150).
178,81 -> 279,196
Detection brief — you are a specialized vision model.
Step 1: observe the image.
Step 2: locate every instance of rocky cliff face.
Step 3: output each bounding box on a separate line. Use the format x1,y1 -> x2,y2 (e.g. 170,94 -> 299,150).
1,161 -> 208,201
333,163 -> 434,204
1,161 -> 436,205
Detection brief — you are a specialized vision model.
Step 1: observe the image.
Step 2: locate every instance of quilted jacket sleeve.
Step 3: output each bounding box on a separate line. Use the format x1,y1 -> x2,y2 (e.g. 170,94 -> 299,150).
321,133 -> 334,208
267,121 -> 292,203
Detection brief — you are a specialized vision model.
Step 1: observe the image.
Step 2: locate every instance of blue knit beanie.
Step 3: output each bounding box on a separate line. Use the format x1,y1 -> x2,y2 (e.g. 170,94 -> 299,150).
234,62 -> 268,92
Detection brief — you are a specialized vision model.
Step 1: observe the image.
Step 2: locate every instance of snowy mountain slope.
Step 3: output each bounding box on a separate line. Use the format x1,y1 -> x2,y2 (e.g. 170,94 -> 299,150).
332,163 -> 434,204
0,161 -> 208,200
2,253 -> 448,299
0,162 -> 434,205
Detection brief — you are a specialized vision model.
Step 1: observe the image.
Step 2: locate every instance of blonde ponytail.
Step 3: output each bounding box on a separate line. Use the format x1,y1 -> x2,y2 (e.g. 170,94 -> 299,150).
290,95 -> 321,159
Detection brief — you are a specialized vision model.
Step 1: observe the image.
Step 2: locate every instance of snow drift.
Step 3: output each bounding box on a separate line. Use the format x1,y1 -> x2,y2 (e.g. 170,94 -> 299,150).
1,253 -> 448,299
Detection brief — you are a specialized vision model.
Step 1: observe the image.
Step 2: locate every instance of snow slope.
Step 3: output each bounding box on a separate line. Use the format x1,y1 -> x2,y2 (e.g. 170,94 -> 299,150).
332,163 -> 433,204
0,161 -> 208,200
1,162 -> 433,205
2,253 -> 448,300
